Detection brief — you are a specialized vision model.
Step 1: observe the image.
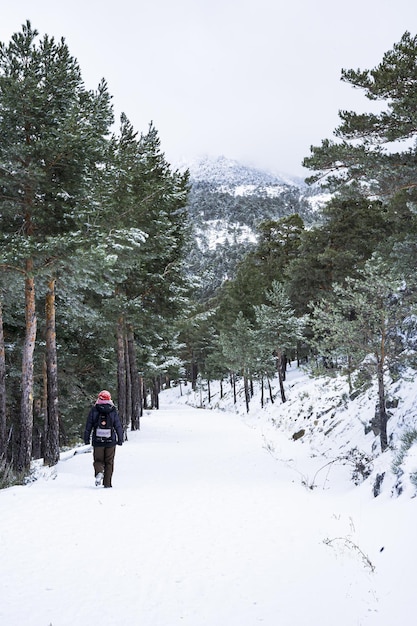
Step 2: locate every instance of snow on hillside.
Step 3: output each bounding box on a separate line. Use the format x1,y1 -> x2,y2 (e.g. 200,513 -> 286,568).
302,190 -> 332,213
1,366 -> 416,625
181,154 -> 326,229
218,183 -> 288,198
178,154 -> 305,189
175,365 -> 417,498
184,154 -> 317,262
195,218 -> 257,250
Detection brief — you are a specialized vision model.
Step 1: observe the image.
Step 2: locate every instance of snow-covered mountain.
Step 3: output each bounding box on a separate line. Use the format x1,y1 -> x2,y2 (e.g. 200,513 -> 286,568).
178,154 -> 306,190
181,155 -> 323,299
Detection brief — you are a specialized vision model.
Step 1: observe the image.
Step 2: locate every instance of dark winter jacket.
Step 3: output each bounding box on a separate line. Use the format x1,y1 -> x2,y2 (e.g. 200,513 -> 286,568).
84,402 -> 124,448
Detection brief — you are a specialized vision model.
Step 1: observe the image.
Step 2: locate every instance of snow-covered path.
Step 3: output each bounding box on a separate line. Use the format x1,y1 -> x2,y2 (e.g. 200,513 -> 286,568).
0,397 -> 415,625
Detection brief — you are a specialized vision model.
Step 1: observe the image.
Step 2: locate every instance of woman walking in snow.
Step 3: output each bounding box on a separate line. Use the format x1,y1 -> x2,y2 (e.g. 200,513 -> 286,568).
84,390 -> 124,488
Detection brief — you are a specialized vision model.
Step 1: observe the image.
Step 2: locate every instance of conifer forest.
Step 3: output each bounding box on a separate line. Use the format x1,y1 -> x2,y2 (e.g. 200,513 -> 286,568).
1,22 -> 417,483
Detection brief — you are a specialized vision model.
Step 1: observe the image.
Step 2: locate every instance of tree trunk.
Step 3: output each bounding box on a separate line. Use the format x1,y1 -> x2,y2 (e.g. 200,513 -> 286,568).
261,376 -> 264,408
0,301 -> 6,457
281,354 -> 287,382
124,333 -> 132,428
127,324 -> 141,430
143,379 -> 149,410
276,349 -> 286,403
267,375 -> 274,404
232,372 -> 237,404
151,377 -> 160,409
377,317 -> 389,451
138,373 -> 144,412
116,315 -> 127,434
44,277 -> 60,466
347,354 -> 353,394
377,342 -> 388,452
191,359 -> 198,391
17,259 -> 37,473
243,374 -> 250,413
32,391 -> 43,460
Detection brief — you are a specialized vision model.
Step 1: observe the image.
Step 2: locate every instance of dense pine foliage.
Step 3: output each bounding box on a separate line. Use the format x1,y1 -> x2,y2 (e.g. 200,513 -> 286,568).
1,24 -> 417,483
0,23 -> 190,477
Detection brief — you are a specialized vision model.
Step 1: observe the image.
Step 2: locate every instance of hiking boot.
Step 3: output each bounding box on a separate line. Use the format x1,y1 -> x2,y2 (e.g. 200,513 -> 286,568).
95,472 -> 104,487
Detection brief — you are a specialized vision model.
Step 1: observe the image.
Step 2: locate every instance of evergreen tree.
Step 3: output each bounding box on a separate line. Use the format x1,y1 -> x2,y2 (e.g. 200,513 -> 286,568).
303,32 -> 417,199
43,277 -> 59,465
95,115 -> 190,419
310,257 -> 417,451
0,22 -> 113,470
254,282 -> 305,402
0,300 -> 6,457
219,312 -> 258,412
177,308 -> 218,390
215,215 -> 304,325
286,193 -> 397,312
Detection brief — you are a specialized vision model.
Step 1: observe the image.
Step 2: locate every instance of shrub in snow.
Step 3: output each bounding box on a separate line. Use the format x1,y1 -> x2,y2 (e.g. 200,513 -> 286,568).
373,472 -> 385,497
0,455 -> 20,489
345,447 -> 374,485
392,429 -> 417,496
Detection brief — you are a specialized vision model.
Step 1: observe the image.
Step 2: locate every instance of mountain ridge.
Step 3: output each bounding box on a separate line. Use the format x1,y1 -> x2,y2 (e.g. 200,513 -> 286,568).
176,154 -> 307,189
181,154 -> 323,299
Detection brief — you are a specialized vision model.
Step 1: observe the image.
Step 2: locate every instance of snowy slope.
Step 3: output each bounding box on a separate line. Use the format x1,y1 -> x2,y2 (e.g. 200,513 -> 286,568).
1,367 -> 417,626
183,155 -> 321,296
177,154 -> 305,189
178,366 -> 417,498
181,154 -> 327,212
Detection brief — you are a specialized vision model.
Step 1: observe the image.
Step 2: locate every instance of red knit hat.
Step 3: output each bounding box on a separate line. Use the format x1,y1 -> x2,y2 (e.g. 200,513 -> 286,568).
98,390 -> 112,401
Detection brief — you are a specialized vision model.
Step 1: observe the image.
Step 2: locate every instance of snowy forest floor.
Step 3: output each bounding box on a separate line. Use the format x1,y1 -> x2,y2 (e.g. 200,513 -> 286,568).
1,375 -> 416,626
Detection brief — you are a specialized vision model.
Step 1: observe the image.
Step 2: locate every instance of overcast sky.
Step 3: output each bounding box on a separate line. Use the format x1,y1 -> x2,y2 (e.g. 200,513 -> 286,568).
1,0 -> 416,176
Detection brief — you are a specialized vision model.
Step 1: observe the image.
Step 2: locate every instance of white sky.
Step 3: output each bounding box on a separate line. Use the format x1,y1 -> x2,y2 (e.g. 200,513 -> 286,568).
1,0 -> 416,176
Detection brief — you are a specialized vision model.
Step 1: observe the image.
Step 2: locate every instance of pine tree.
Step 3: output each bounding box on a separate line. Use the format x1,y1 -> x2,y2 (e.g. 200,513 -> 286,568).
0,301 -> 6,457
219,312 -> 258,412
310,257 -> 417,451
43,277 -> 59,465
0,22 -> 113,470
286,192 -> 398,312
254,282 -> 305,402
93,115 -> 190,420
216,215 -> 304,322
303,32 -> 417,199
176,308 -> 219,390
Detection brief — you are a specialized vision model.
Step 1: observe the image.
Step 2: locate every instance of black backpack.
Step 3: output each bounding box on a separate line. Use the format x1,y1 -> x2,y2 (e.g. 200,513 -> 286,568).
94,410 -> 114,443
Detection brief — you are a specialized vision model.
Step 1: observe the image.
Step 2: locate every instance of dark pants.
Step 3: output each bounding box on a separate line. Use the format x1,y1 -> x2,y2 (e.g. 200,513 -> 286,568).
93,446 -> 116,488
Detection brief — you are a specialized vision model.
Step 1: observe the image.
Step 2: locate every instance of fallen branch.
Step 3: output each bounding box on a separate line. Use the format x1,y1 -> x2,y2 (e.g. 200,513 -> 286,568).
323,537 -> 376,572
